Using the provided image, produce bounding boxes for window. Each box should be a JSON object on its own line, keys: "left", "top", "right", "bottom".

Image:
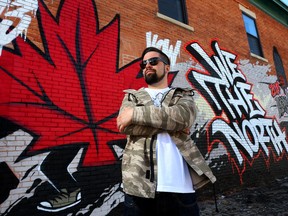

{"left": 242, "top": 13, "right": 263, "bottom": 57}
{"left": 158, "top": 0, "right": 188, "bottom": 24}
{"left": 273, "top": 46, "right": 287, "bottom": 88}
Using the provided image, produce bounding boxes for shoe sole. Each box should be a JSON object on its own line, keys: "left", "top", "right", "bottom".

{"left": 37, "top": 199, "right": 81, "bottom": 212}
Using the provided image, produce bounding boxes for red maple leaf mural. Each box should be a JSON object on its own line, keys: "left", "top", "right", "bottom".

{"left": 0, "top": 0, "right": 176, "bottom": 166}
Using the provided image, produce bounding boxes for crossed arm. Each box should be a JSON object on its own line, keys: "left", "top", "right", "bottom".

{"left": 117, "top": 92, "right": 196, "bottom": 136}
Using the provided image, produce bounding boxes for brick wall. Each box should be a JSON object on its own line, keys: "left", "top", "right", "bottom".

{"left": 0, "top": 0, "right": 287, "bottom": 215}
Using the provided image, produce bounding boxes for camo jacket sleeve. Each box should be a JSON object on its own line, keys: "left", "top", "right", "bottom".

{"left": 132, "top": 89, "right": 196, "bottom": 132}
{"left": 119, "top": 92, "right": 164, "bottom": 136}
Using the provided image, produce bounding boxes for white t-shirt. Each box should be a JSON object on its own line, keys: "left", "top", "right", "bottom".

{"left": 145, "top": 88, "right": 194, "bottom": 193}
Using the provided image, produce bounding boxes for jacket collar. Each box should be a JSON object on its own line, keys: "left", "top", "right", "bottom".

{"left": 124, "top": 86, "right": 192, "bottom": 106}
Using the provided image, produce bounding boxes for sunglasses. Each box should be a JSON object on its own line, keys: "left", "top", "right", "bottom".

{"left": 140, "top": 57, "right": 168, "bottom": 69}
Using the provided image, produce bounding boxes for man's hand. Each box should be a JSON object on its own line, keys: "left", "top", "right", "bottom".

{"left": 117, "top": 107, "right": 134, "bottom": 133}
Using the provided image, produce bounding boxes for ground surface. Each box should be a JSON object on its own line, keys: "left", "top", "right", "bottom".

{"left": 198, "top": 177, "right": 288, "bottom": 216}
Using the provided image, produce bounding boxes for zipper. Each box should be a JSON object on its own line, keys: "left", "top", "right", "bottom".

{"left": 159, "top": 88, "right": 174, "bottom": 107}
{"left": 149, "top": 134, "right": 156, "bottom": 182}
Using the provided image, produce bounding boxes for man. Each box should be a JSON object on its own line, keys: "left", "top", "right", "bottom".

{"left": 117, "top": 47, "right": 216, "bottom": 215}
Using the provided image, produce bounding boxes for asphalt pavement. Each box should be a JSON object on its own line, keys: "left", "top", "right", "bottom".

{"left": 198, "top": 177, "right": 288, "bottom": 216}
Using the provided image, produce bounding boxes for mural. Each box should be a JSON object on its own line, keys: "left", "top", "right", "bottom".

{"left": 272, "top": 47, "right": 288, "bottom": 123}
{"left": 185, "top": 40, "right": 288, "bottom": 183}
{"left": 0, "top": 0, "right": 287, "bottom": 215}
{"left": 0, "top": 0, "right": 147, "bottom": 214}
{"left": 259, "top": 46, "right": 288, "bottom": 121}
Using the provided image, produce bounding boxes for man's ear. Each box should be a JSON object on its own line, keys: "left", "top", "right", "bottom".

{"left": 165, "top": 65, "right": 170, "bottom": 73}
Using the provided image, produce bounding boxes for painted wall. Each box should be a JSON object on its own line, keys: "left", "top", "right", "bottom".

{"left": 0, "top": 0, "right": 287, "bottom": 215}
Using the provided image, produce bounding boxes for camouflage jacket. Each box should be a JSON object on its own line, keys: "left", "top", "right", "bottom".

{"left": 120, "top": 87, "right": 216, "bottom": 198}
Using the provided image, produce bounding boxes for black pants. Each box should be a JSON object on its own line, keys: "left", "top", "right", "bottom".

{"left": 124, "top": 192, "right": 200, "bottom": 216}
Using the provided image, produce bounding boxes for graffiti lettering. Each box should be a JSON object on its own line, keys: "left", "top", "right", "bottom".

{"left": 146, "top": 31, "right": 181, "bottom": 66}
{"left": 186, "top": 42, "right": 265, "bottom": 119}
{"left": 186, "top": 40, "right": 288, "bottom": 173}
{"left": 212, "top": 118, "right": 288, "bottom": 165}
{"left": 0, "top": 0, "right": 38, "bottom": 55}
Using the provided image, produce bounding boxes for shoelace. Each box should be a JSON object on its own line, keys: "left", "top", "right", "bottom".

{"left": 51, "top": 190, "right": 70, "bottom": 202}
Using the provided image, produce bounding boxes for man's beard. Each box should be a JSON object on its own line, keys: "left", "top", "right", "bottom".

{"left": 144, "top": 69, "right": 165, "bottom": 85}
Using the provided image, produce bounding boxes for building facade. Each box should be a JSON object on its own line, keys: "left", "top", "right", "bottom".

{"left": 0, "top": 0, "right": 287, "bottom": 215}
